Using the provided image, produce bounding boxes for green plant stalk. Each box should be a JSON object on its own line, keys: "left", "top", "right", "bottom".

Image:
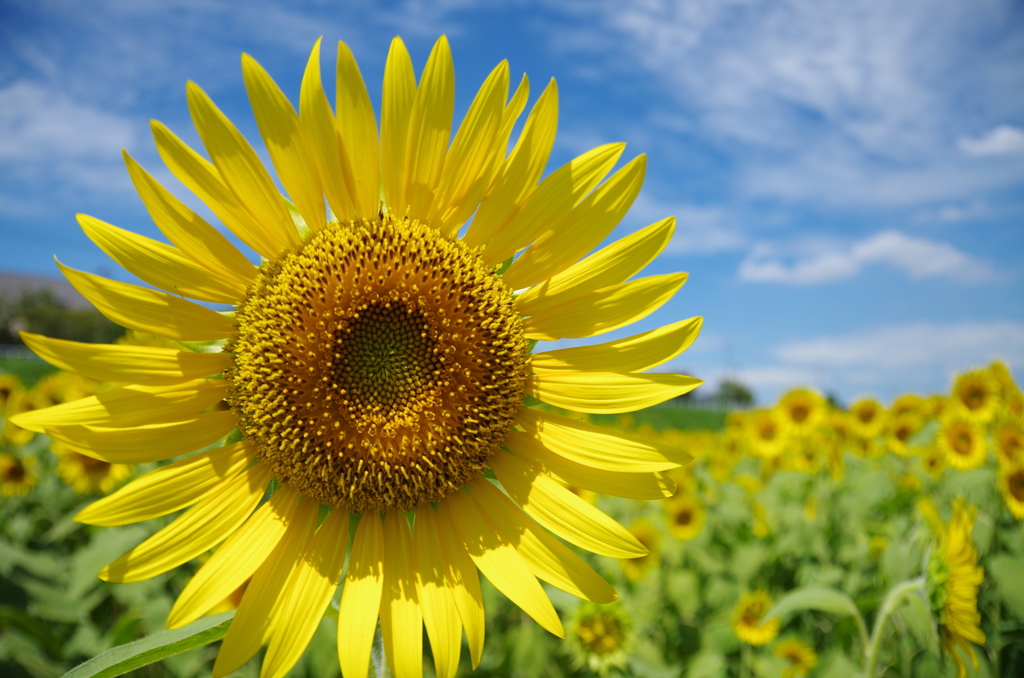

{"left": 863, "top": 578, "right": 926, "bottom": 678}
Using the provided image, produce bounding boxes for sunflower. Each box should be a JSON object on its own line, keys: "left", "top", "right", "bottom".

{"left": 745, "top": 409, "right": 786, "bottom": 458}
{"left": 998, "top": 462, "right": 1024, "bottom": 519}
{"left": 664, "top": 493, "right": 705, "bottom": 540}
{"left": 849, "top": 397, "right": 886, "bottom": 440}
{"left": 951, "top": 369, "right": 1000, "bottom": 424}
{"left": 776, "top": 387, "right": 825, "bottom": 435}
{"left": 926, "top": 498, "right": 985, "bottom": 678}
{"left": 938, "top": 417, "right": 987, "bottom": 470}
{"left": 53, "top": 441, "right": 133, "bottom": 495}
{"left": 12, "top": 37, "right": 700, "bottom": 678}
{"left": 566, "top": 602, "right": 632, "bottom": 676}
{"left": 33, "top": 371, "right": 97, "bottom": 407}
{"left": 620, "top": 519, "right": 661, "bottom": 582}
{"left": 886, "top": 413, "right": 922, "bottom": 457}
{"left": 0, "top": 373, "right": 21, "bottom": 410}
{"left": 732, "top": 590, "right": 780, "bottom": 646}
{"left": 994, "top": 420, "right": 1023, "bottom": 467}
{"left": 0, "top": 454, "right": 38, "bottom": 497}
{"left": 773, "top": 638, "right": 817, "bottom": 678}
{"left": 919, "top": 445, "right": 946, "bottom": 479}
{"left": 890, "top": 393, "right": 923, "bottom": 419}
{"left": 2, "top": 389, "right": 41, "bottom": 446}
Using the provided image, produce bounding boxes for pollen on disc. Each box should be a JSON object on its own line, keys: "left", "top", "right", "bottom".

{"left": 226, "top": 215, "right": 528, "bottom": 513}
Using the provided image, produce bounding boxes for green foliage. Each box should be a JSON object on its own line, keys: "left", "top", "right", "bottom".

{"left": 0, "top": 291, "right": 122, "bottom": 346}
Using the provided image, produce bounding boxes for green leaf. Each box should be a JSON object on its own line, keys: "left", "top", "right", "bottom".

{"left": 987, "top": 554, "right": 1024, "bottom": 618}
{"left": 61, "top": 611, "right": 233, "bottom": 678}
{"left": 766, "top": 585, "right": 870, "bottom": 651}
{"left": 899, "top": 585, "right": 939, "bottom": 656}
{"left": 765, "top": 585, "right": 860, "bottom": 620}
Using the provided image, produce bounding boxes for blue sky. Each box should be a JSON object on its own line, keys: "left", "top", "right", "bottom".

{"left": 1, "top": 0, "right": 1022, "bottom": 404}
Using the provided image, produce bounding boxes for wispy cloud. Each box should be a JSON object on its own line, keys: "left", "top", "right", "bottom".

{"left": 959, "top": 125, "right": 1024, "bottom": 157}
{"left": 543, "top": 0, "right": 1024, "bottom": 207}
{"left": 628, "top": 194, "right": 746, "bottom": 255}
{"left": 738, "top": 231, "right": 993, "bottom": 284}
{"left": 775, "top": 320, "right": 1024, "bottom": 371}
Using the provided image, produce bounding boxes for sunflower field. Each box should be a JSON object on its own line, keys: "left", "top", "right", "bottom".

{"left": 3, "top": 349, "right": 1022, "bottom": 678}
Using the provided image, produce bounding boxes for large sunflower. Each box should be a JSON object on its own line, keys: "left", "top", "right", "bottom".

{"left": 11, "top": 37, "right": 700, "bottom": 678}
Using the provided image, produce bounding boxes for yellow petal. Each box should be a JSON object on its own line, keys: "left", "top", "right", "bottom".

{"left": 504, "top": 431, "right": 675, "bottom": 500}
{"left": 10, "top": 378, "right": 228, "bottom": 432}
{"left": 186, "top": 81, "right": 299, "bottom": 256}
{"left": 242, "top": 53, "right": 325, "bottom": 232}
{"left": 528, "top": 371, "right": 703, "bottom": 414}
{"left": 99, "top": 463, "right": 270, "bottom": 583}
{"left": 76, "top": 441, "right": 254, "bottom": 526}
{"left": 300, "top": 38, "right": 355, "bottom": 222}
{"left": 77, "top": 214, "right": 244, "bottom": 304}
{"left": 149, "top": 121, "right": 275, "bottom": 261}
{"left": 380, "top": 37, "right": 416, "bottom": 215}
{"left": 530, "top": 316, "right": 703, "bottom": 374}
{"left": 263, "top": 509, "right": 350, "bottom": 678}
{"left": 468, "top": 477, "right": 616, "bottom": 603}
{"left": 380, "top": 512, "right": 422, "bottom": 678}
{"left": 476, "top": 72, "right": 529, "bottom": 202}
{"left": 442, "top": 491, "right": 563, "bottom": 637}
{"left": 123, "top": 150, "right": 256, "bottom": 287}
{"left": 404, "top": 35, "right": 455, "bottom": 221}
{"left": 522, "top": 272, "right": 688, "bottom": 341}
{"left": 516, "top": 407, "right": 691, "bottom": 472}
{"left": 503, "top": 154, "right": 646, "bottom": 289}
{"left": 464, "top": 79, "right": 557, "bottom": 249}
{"left": 213, "top": 498, "right": 319, "bottom": 678}
{"left": 167, "top": 484, "right": 300, "bottom": 629}
{"left": 433, "top": 500, "right": 485, "bottom": 668}
{"left": 335, "top": 41, "right": 381, "bottom": 219}
{"left": 20, "top": 332, "right": 231, "bottom": 386}
{"left": 338, "top": 513, "right": 385, "bottom": 678}
{"left": 413, "top": 505, "right": 462, "bottom": 678}
{"left": 44, "top": 410, "right": 237, "bottom": 464}
{"left": 57, "top": 260, "right": 236, "bottom": 341}
{"left": 429, "top": 61, "right": 508, "bottom": 236}
{"left": 482, "top": 142, "right": 623, "bottom": 267}
{"left": 515, "top": 216, "right": 675, "bottom": 311}
{"left": 489, "top": 451, "right": 646, "bottom": 558}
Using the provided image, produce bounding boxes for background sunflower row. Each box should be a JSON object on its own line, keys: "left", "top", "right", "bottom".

{"left": 1, "top": 340, "right": 1022, "bottom": 677}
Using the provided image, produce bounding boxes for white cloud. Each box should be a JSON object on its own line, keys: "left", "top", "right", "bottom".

{"left": 627, "top": 193, "right": 747, "bottom": 255}
{"left": 775, "top": 320, "right": 1024, "bottom": 371}
{"left": 959, "top": 125, "right": 1024, "bottom": 157}
{"left": 738, "top": 230, "right": 992, "bottom": 284}
{"left": 543, "top": 0, "right": 1024, "bottom": 206}
{"left": 0, "top": 81, "right": 135, "bottom": 161}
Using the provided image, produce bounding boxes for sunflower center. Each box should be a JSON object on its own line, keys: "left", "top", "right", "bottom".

{"left": 227, "top": 215, "right": 528, "bottom": 513}
{"left": 577, "top": 613, "right": 625, "bottom": 655}
{"left": 1009, "top": 470, "right": 1024, "bottom": 501}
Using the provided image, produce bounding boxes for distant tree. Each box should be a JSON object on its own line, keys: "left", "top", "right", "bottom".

{"left": 717, "top": 379, "right": 754, "bottom": 408}
{"left": 0, "top": 291, "right": 123, "bottom": 345}
{"left": 825, "top": 391, "right": 844, "bottom": 410}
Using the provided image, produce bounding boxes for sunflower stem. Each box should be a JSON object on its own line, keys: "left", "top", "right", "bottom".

{"left": 863, "top": 578, "right": 925, "bottom": 678}
{"left": 370, "top": 626, "right": 392, "bottom": 678}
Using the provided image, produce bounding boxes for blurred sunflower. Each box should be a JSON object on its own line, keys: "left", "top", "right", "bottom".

{"left": 53, "top": 441, "right": 133, "bottom": 495}
{"left": 567, "top": 602, "right": 632, "bottom": 676}
{"left": 994, "top": 420, "right": 1023, "bottom": 467}
{"left": 849, "top": 397, "right": 887, "bottom": 439}
{"left": 919, "top": 446, "right": 946, "bottom": 479}
{"left": 0, "top": 373, "right": 21, "bottom": 410}
{"left": 951, "top": 369, "right": 1000, "bottom": 424}
{"left": 776, "top": 387, "right": 825, "bottom": 435}
{"left": 890, "top": 393, "right": 923, "bottom": 419}
{"left": 773, "top": 638, "right": 817, "bottom": 678}
{"left": 34, "top": 371, "right": 97, "bottom": 407}
{"left": 665, "top": 493, "right": 705, "bottom": 540}
{"left": 0, "top": 454, "right": 38, "bottom": 497}
{"left": 620, "top": 519, "right": 661, "bottom": 582}
{"left": 3, "top": 389, "right": 41, "bottom": 446}
{"left": 886, "top": 413, "right": 922, "bottom": 457}
{"left": 745, "top": 409, "right": 786, "bottom": 458}
{"left": 12, "top": 36, "right": 701, "bottom": 678}
{"left": 926, "top": 498, "right": 985, "bottom": 678}
{"left": 998, "top": 462, "right": 1024, "bottom": 519}
{"left": 938, "top": 417, "right": 987, "bottom": 470}
{"left": 732, "top": 590, "right": 780, "bottom": 646}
